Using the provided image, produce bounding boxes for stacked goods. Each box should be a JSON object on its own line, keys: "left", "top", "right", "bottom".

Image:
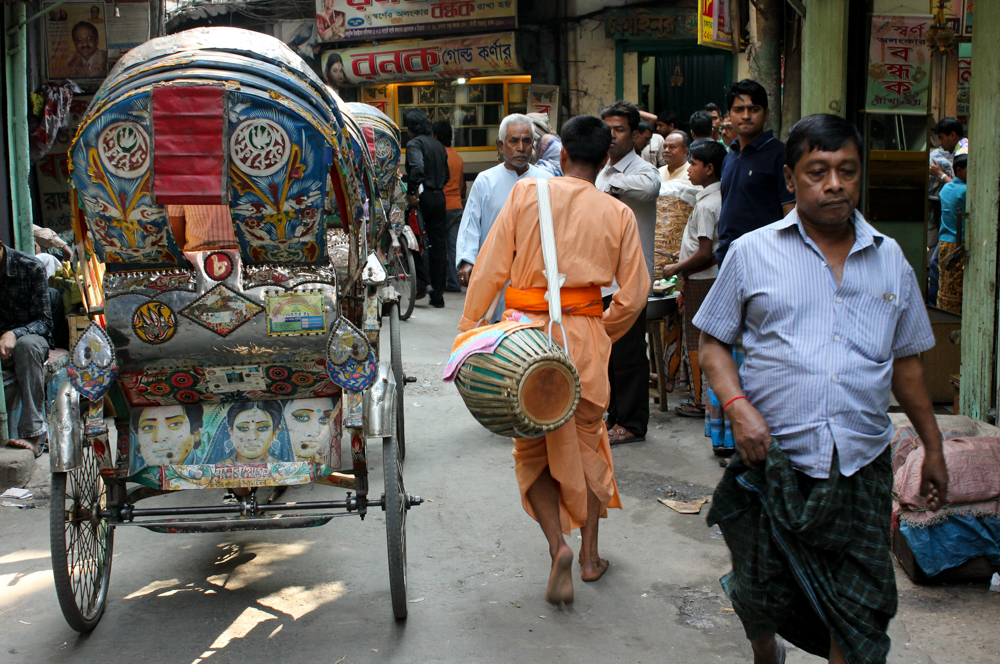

{"left": 654, "top": 196, "right": 693, "bottom": 275}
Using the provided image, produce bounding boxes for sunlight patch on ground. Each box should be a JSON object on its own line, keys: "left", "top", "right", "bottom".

{"left": 206, "top": 541, "right": 313, "bottom": 591}
{"left": 123, "top": 578, "right": 181, "bottom": 600}
{"left": 0, "top": 550, "right": 50, "bottom": 566}
{"left": 0, "top": 571, "right": 55, "bottom": 610}
{"left": 208, "top": 607, "right": 277, "bottom": 649}
{"left": 256, "top": 581, "right": 346, "bottom": 620}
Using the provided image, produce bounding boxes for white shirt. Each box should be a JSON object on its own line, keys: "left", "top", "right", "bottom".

{"left": 659, "top": 160, "right": 691, "bottom": 185}
{"left": 679, "top": 181, "right": 722, "bottom": 280}
{"left": 455, "top": 163, "right": 551, "bottom": 267}
{"left": 596, "top": 149, "right": 661, "bottom": 296}
{"left": 641, "top": 133, "right": 666, "bottom": 169}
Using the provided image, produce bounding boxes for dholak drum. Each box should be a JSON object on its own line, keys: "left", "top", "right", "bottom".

{"left": 455, "top": 327, "right": 581, "bottom": 438}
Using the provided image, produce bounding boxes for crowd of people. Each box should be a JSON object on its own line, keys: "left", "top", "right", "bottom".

{"left": 418, "top": 79, "right": 949, "bottom": 664}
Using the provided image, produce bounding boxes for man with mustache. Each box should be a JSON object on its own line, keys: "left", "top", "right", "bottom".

{"left": 695, "top": 114, "right": 948, "bottom": 664}
{"left": 715, "top": 79, "right": 796, "bottom": 266}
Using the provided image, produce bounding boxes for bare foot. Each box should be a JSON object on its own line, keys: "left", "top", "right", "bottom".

{"left": 545, "top": 545, "right": 574, "bottom": 606}
{"left": 580, "top": 557, "right": 609, "bottom": 582}
{"left": 7, "top": 437, "right": 41, "bottom": 458}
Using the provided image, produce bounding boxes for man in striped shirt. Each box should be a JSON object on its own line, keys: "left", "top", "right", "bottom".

{"left": 695, "top": 114, "right": 949, "bottom": 664}
{"left": 168, "top": 205, "right": 238, "bottom": 251}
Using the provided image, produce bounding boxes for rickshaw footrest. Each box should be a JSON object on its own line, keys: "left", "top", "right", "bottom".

{"left": 117, "top": 513, "right": 354, "bottom": 533}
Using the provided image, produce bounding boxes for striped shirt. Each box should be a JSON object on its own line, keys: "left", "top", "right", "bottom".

{"left": 166, "top": 205, "right": 238, "bottom": 251}
{"left": 693, "top": 209, "right": 935, "bottom": 478}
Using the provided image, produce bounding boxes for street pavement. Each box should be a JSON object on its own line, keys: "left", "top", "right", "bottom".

{"left": 1, "top": 290, "right": 998, "bottom": 663}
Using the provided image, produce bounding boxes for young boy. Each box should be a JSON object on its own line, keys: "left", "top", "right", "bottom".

{"left": 663, "top": 140, "right": 726, "bottom": 417}
{"left": 937, "top": 153, "right": 967, "bottom": 314}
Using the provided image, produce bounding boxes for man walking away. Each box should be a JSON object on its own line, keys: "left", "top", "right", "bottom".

{"left": 659, "top": 131, "right": 692, "bottom": 185}
{"left": 458, "top": 115, "right": 649, "bottom": 605}
{"left": 696, "top": 114, "right": 949, "bottom": 664}
{"left": 597, "top": 101, "right": 661, "bottom": 446}
{"left": 434, "top": 120, "right": 466, "bottom": 292}
{"left": 456, "top": 114, "right": 551, "bottom": 293}
{"left": 937, "top": 153, "right": 967, "bottom": 315}
{"left": 2, "top": 241, "right": 53, "bottom": 457}
{"left": 635, "top": 120, "right": 665, "bottom": 169}
{"left": 404, "top": 110, "right": 450, "bottom": 308}
{"left": 715, "top": 79, "right": 796, "bottom": 266}
{"left": 689, "top": 110, "right": 715, "bottom": 143}
{"left": 662, "top": 140, "right": 726, "bottom": 418}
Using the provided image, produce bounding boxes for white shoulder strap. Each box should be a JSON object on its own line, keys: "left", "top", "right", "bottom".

{"left": 535, "top": 178, "right": 561, "bottom": 326}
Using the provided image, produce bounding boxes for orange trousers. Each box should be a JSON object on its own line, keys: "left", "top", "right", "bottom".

{"left": 512, "top": 398, "right": 622, "bottom": 535}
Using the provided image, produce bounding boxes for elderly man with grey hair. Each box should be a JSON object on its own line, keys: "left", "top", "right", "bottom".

{"left": 455, "top": 114, "right": 552, "bottom": 297}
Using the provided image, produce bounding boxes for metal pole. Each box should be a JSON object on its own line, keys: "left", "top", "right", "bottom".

{"left": 6, "top": 2, "right": 33, "bottom": 253}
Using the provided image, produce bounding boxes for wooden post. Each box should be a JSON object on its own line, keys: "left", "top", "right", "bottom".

{"left": 960, "top": 2, "right": 1000, "bottom": 420}
{"left": 753, "top": 0, "right": 784, "bottom": 136}
{"left": 781, "top": 12, "right": 802, "bottom": 139}
{"left": 801, "top": 0, "right": 848, "bottom": 117}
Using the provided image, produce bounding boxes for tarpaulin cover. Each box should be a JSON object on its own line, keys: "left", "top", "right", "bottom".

{"left": 152, "top": 85, "right": 225, "bottom": 204}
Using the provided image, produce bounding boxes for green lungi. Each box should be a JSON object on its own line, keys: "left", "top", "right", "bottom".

{"left": 707, "top": 442, "right": 896, "bottom": 663}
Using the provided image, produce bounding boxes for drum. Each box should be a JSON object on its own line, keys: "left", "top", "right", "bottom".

{"left": 455, "top": 328, "right": 581, "bottom": 438}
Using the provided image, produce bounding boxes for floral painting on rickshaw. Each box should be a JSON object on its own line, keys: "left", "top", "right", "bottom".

{"left": 227, "top": 92, "right": 329, "bottom": 265}
{"left": 70, "top": 92, "right": 190, "bottom": 271}
{"left": 126, "top": 398, "right": 343, "bottom": 486}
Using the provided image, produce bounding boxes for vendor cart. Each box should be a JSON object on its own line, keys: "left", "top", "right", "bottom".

{"left": 48, "top": 27, "right": 420, "bottom": 632}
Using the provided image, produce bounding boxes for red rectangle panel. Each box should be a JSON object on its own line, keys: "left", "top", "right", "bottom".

{"left": 152, "top": 85, "right": 225, "bottom": 205}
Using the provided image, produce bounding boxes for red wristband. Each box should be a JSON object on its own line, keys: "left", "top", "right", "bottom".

{"left": 723, "top": 395, "right": 747, "bottom": 411}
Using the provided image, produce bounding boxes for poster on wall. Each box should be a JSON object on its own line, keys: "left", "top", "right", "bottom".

{"left": 964, "top": 0, "right": 972, "bottom": 36}
{"left": 865, "top": 15, "right": 933, "bottom": 115}
{"left": 105, "top": 0, "right": 149, "bottom": 62}
{"left": 315, "top": 0, "right": 516, "bottom": 43}
{"left": 322, "top": 32, "right": 520, "bottom": 86}
{"left": 360, "top": 85, "right": 395, "bottom": 119}
{"left": 956, "top": 43, "right": 971, "bottom": 128}
{"left": 697, "top": 0, "right": 733, "bottom": 51}
{"left": 275, "top": 19, "right": 321, "bottom": 63}
{"left": 45, "top": 2, "right": 109, "bottom": 79}
{"left": 45, "top": 1, "right": 149, "bottom": 80}
{"left": 527, "top": 84, "right": 559, "bottom": 128}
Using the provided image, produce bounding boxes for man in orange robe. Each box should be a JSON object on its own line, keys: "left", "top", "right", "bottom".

{"left": 458, "top": 115, "right": 650, "bottom": 605}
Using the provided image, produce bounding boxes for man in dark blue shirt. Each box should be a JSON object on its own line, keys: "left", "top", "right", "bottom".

{"left": 715, "top": 80, "right": 796, "bottom": 265}
{"left": 1, "top": 242, "right": 53, "bottom": 457}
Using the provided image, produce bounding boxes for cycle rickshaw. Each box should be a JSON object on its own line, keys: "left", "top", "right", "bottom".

{"left": 48, "top": 27, "right": 419, "bottom": 632}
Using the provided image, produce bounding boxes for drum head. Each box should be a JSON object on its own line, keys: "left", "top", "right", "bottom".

{"left": 518, "top": 360, "right": 576, "bottom": 426}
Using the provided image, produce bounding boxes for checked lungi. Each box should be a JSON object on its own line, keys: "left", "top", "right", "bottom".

{"left": 708, "top": 442, "right": 897, "bottom": 664}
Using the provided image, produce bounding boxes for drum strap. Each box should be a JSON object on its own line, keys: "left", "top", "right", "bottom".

{"left": 535, "top": 178, "right": 569, "bottom": 351}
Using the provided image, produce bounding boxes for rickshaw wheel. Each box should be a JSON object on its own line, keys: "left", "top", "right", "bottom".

{"left": 383, "top": 403, "right": 408, "bottom": 619}
{"left": 389, "top": 302, "right": 406, "bottom": 461}
{"left": 50, "top": 444, "right": 114, "bottom": 632}
{"left": 397, "top": 244, "right": 416, "bottom": 321}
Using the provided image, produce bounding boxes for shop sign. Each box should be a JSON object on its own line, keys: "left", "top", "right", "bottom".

{"left": 44, "top": 0, "right": 149, "bottom": 81}
{"left": 697, "top": 0, "right": 734, "bottom": 51}
{"left": 326, "top": 32, "right": 519, "bottom": 85}
{"left": 36, "top": 96, "right": 92, "bottom": 233}
{"left": 956, "top": 48, "right": 971, "bottom": 128}
{"left": 866, "top": 15, "right": 933, "bottom": 115}
{"left": 604, "top": 8, "right": 697, "bottom": 41}
{"left": 360, "top": 85, "right": 396, "bottom": 120}
{"left": 527, "top": 84, "right": 559, "bottom": 128}
{"left": 315, "top": 0, "right": 516, "bottom": 43}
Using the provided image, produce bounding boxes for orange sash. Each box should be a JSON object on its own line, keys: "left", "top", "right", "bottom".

{"left": 504, "top": 286, "right": 604, "bottom": 317}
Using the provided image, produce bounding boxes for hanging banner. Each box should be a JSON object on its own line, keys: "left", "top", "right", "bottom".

{"left": 956, "top": 45, "right": 971, "bottom": 128}
{"left": 315, "top": 0, "right": 516, "bottom": 43}
{"left": 325, "top": 32, "right": 519, "bottom": 86}
{"left": 605, "top": 8, "right": 698, "bottom": 41}
{"left": 36, "top": 96, "right": 92, "bottom": 232}
{"left": 527, "top": 85, "right": 559, "bottom": 128}
{"left": 697, "top": 0, "right": 733, "bottom": 51}
{"left": 866, "top": 15, "right": 933, "bottom": 115}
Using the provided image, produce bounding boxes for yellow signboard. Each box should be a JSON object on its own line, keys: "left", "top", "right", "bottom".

{"left": 697, "top": 0, "right": 734, "bottom": 51}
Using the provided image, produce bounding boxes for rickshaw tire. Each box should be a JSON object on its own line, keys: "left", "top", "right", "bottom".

{"left": 390, "top": 303, "right": 405, "bottom": 462}
{"left": 50, "top": 453, "right": 115, "bottom": 633}
{"left": 383, "top": 406, "right": 407, "bottom": 620}
{"left": 399, "top": 245, "right": 416, "bottom": 321}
